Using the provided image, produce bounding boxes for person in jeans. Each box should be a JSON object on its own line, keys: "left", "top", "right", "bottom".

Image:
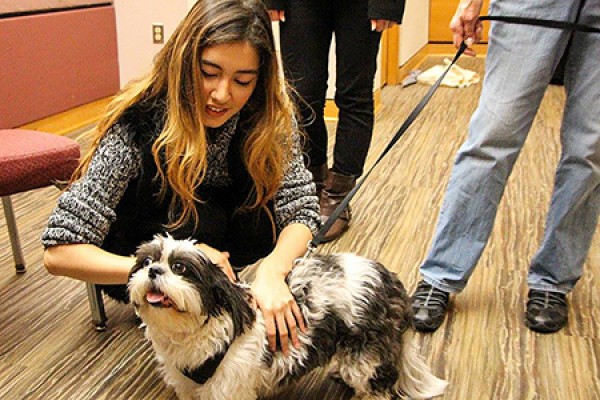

{"left": 412, "top": 0, "right": 600, "bottom": 334}
{"left": 265, "top": 0, "right": 405, "bottom": 241}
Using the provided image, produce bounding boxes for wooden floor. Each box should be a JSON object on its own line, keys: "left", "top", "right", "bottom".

{"left": 2, "top": 55, "right": 600, "bottom": 399}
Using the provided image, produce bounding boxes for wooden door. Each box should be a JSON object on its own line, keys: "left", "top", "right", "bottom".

{"left": 429, "top": 0, "right": 490, "bottom": 43}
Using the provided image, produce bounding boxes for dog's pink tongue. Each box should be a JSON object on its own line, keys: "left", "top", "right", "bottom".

{"left": 147, "top": 292, "right": 167, "bottom": 304}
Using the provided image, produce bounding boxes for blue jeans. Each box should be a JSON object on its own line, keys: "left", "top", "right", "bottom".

{"left": 421, "top": 0, "right": 600, "bottom": 294}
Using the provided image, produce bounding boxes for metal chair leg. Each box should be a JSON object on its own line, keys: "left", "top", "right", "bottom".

{"left": 2, "top": 195, "right": 107, "bottom": 330}
{"left": 2, "top": 196, "right": 26, "bottom": 273}
{"left": 86, "top": 283, "right": 107, "bottom": 331}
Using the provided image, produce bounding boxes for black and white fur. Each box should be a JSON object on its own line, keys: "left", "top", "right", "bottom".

{"left": 128, "top": 235, "right": 447, "bottom": 400}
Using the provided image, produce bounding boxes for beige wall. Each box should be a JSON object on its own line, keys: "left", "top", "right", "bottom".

{"left": 399, "top": 0, "right": 429, "bottom": 65}
{"left": 430, "top": 0, "right": 490, "bottom": 43}
{"left": 114, "top": 0, "right": 188, "bottom": 87}
{"left": 113, "top": 0, "right": 431, "bottom": 88}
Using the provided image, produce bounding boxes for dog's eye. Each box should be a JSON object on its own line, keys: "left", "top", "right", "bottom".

{"left": 171, "top": 262, "right": 186, "bottom": 274}
{"left": 142, "top": 257, "right": 152, "bottom": 267}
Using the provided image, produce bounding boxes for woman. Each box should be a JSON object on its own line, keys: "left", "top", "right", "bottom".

{"left": 42, "top": 0, "right": 320, "bottom": 355}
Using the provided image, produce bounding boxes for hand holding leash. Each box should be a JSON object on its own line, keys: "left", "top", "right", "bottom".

{"left": 450, "top": 0, "right": 484, "bottom": 56}
{"left": 267, "top": 9, "right": 285, "bottom": 22}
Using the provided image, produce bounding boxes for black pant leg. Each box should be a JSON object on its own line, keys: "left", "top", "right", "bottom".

{"left": 279, "top": 0, "right": 334, "bottom": 168}
{"left": 331, "top": 0, "right": 382, "bottom": 176}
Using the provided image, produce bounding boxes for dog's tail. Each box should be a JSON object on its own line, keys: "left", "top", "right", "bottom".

{"left": 396, "top": 339, "right": 448, "bottom": 399}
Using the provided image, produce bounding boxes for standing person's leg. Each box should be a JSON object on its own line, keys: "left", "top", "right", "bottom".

{"left": 331, "top": 0, "right": 381, "bottom": 177}
{"left": 279, "top": 0, "right": 333, "bottom": 193}
{"left": 318, "top": 0, "right": 381, "bottom": 241}
{"left": 413, "top": 0, "right": 579, "bottom": 332}
{"left": 526, "top": 0, "right": 600, "bottom": 333}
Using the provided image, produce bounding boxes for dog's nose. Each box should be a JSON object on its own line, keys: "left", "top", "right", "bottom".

{"left": 148, "top": 265, "right": 165, "bottom": 279}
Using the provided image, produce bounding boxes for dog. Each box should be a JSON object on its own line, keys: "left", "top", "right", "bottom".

{"left": 128, "top": 235, "right": 447, "bottom": 400}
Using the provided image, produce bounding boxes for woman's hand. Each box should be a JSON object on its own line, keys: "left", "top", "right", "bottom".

{"left": 251, "top": 257, "right": 306, "bottom": 355}
{"left": 195, "top": 243, "right": 236, "bottom": 282}
{"left": 370, "top": 19, "right": 397, "bottom": 33}
{"left": 268, "top": 9, "right": 285, "bottom": 22}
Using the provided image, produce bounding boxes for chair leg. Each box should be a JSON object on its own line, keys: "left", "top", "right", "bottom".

{"left": 2, "top": 196, "right": 26, "bottom": 273}
{"left": 86, "top": 283, "right": 108, "bottom": 331}
{"left": 48, "top": 184, "right": 108, "bottom": 330}
{"left": 2, "top": 193, "right": 107, "bottom": 330}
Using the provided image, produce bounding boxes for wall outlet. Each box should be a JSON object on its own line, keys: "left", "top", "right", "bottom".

{"left": 152, "top": 23, "right": 164, "bottom": 44}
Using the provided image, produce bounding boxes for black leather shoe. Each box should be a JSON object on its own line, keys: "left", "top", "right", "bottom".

{"left": 525, "top": 289, "right": 568, "bottom": 333}
{"left": 411, "top": 280, "right": 450, "bottom": 333}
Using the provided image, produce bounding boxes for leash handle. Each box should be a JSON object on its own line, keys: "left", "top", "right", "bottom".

{"left": 308, "top": 42, "right": 469, "bottom": 251}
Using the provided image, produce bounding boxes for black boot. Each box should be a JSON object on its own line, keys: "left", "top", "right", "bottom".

{"left": 320, "top": 171, "right": 356, "bottom": 242}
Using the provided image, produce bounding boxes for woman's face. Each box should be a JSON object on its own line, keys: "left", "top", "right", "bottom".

{"left": 200, "top": 41, "right": 260, "bottom": 128}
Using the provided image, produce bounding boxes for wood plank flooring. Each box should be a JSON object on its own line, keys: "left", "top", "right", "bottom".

{"left": 1, "top": 56, "right": 599, "bottom": 399}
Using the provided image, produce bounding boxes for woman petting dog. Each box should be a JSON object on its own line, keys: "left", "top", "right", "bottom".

{"left": 42, "top": 0, "right": 320, "bottom": 356}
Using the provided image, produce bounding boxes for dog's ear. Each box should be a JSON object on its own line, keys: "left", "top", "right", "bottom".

{"left": 212, "top": 280, "right": 255, "bottom": 337}
{"left": 184, "top": 250, "right": 255, "bottom": 335}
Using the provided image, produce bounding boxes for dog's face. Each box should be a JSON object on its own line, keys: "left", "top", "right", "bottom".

{"left": 128, "top": 235, "right": 230, "bottom": 331}
{"left": 129, "top": 235, "right": 256, "bottom": 338}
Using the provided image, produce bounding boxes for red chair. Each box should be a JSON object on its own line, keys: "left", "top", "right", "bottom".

{"left": 1, "top": 129, "right": 109, "bottom": 331}
{"left": 0, "top": 129, "right": 80, "bottom": 272}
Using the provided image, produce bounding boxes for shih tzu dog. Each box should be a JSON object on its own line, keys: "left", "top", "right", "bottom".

{"left": 128, "top": 235, "right": 447, "bottom": 400}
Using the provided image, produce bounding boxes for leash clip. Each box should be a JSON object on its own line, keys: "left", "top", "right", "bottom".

{"left": 293, "top": 241, "right": 317, "bottom": 268}
{"left": 303, "top": 240, "right": 317, "bottom": 259}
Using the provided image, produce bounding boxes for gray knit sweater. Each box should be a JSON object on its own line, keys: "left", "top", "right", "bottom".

{"left": 42, "top": 115, "right": 320, "bottom": 248}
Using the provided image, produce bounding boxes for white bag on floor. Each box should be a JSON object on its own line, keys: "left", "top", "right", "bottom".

{"left": 417, "top": 58, "right": 480, "bottom": 88}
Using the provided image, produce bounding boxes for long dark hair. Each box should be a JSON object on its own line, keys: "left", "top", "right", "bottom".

{"left": 76, "top": 0, "right": 294, "bottom": 228}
